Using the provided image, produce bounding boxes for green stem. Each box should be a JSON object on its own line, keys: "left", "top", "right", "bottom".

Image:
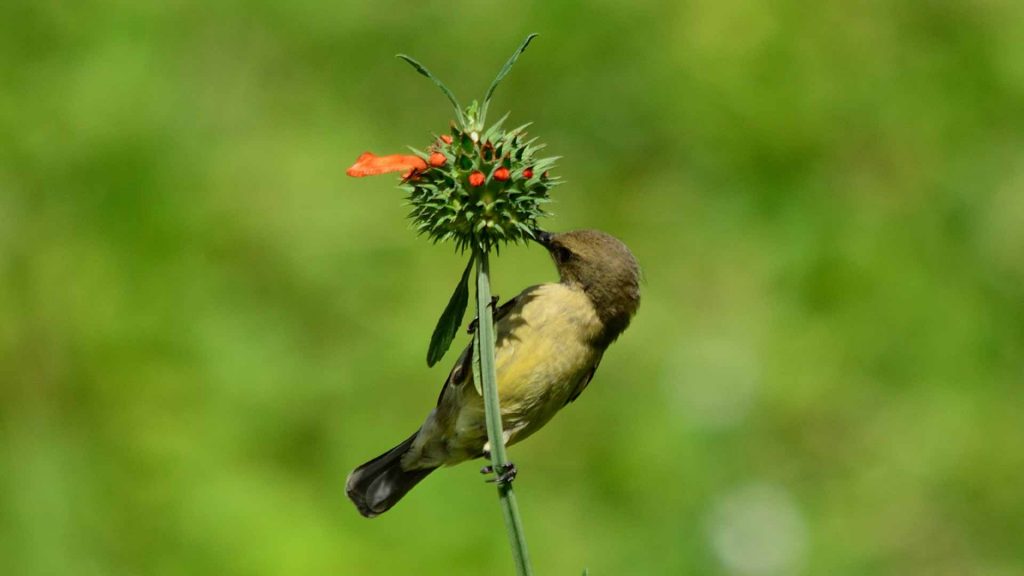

{"left": 473, "top": 249, "right": 534, "bottom": 576}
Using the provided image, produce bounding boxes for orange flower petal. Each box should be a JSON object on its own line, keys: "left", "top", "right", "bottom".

{"left": 429, "top": 152, "right": 446, "bottom": 167}
{"left": 347, "top": 152, "right": 428, "bottom": 178}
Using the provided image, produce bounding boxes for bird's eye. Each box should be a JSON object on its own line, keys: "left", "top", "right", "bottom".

{"left": 554, "top": 246, "right": 573, "bottom": 263}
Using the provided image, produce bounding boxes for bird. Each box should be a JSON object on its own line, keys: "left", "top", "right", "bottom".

{"left": 346, "top": 229, "right": 641, "bottom": 517}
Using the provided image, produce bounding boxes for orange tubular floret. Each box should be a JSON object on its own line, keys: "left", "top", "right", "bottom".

{"left": 347, "top": 152, "right": 428, "bottom": 178}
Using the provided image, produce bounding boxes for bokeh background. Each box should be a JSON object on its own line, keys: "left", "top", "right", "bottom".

{"left": 2, "top": 1, "right": 1023, "bottom": 574}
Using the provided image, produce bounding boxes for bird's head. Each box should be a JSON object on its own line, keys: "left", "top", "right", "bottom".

{"left": 534, "top": 229, "right": 641, "bottom": 343}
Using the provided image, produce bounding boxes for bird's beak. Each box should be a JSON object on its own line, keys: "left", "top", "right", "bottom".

{"left": 532, "top": 230, "right": 553, "bottom": 248}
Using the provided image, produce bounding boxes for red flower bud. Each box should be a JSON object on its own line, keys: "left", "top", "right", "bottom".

{"left": 522, "top": 168, "right": 534, "bottom": 179}
{"left": 468, "top": 171, "right": 485, "bottom": 187}
{"left": 347, "top": 152, "right": 427, "bottom": 178}
{"left": 440, "top": 135, "right": 453, "bottom": 144}
{"left": 429, "top": 152, "right": 446, "bottom": 167}
{"left": 493, "top": 167, "right": 510, "bottom": 181}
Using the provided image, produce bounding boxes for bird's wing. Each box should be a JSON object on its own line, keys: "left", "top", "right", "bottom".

{"left": 436, "top": 342, "right": 472, "bottom": 405}
{"left": 435, "top": 292, "right": 525, "bottom": 406}
{"left": 491, "top": 296, "right": 520, "bottom": 325}
{"left": 565, "top": 360, "right": 601, "bottom": 406}
{"left": 465, "top": 294, "right": 519, "bottom": 335}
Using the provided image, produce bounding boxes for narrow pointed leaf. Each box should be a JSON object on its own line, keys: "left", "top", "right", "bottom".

{"left": 480, "top": 33, "right": 539, "bottom": 123}
{"left": 482, "top": 111, "right": 511, "bottom": 143}
{"left": 406, "top": 146, "right": 430, "bottom": 159}
{"left": 397, "top": 54, "right": 466, "bottom": 125}
{"left": 427, "top": 256, "right": 474, "bottom": 366}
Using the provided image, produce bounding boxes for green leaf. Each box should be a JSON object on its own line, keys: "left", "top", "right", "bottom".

{"left": 427, "top": 256, "right": 475, "bottom": 367}
{"left": 531, "top": 157, "right": 561, "bottom": 172}
{"left": 480, "top": 33, "right": 539, "bottom": 125}
{"left": 482, "top": 111, "right": 511, "bottom": 143}
{"left": 508, "top": 122, "right": 533, "bottom": 136}
{"left": 396, "top": 54, "right": 466, "bottom": 126}
{"left": 406, "top": 146, "right": 430, "bottom": 159}
{"left": 465, "top": 100, "right": 480, "bottom": 122}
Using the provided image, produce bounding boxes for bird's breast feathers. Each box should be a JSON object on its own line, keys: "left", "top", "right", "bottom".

{"left": 488, "top": 284, "right": 604, "bottom": 435}
{"left": 415, "top": 283, "right": 606, "bottom": 467}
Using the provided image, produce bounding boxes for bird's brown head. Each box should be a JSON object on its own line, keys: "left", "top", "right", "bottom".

{"left": 534, "top": 229, "right": 641, "bottom": 345}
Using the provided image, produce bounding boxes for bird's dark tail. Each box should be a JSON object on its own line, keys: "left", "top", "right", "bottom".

{"left": 346, "top": 432, "right": 437, "bottom": 518}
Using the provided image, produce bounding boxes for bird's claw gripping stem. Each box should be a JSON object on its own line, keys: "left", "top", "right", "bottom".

{"left": 480, "top": 462, "right": 518, "bottom": 485}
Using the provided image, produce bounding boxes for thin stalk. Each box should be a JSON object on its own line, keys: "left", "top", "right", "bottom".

{"left": 473, "top": 249, "right": 534, "bottom": 576}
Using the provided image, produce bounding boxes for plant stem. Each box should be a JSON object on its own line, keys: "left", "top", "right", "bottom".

{"left": 473, "top": 249, "right": 534, "bottom": 576}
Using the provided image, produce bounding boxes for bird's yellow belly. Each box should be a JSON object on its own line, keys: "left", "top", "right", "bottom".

{"left": 445, "top": 283, "right": 603, "bottom": 462}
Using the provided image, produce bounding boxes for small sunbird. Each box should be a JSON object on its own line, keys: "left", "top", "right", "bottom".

{"left": 346, "top": 229, "right": 641, "bottom": 517}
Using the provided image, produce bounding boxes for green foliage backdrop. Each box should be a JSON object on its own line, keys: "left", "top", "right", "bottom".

{"left": 2, "top": 1, "right": 1022, "bottom": 574}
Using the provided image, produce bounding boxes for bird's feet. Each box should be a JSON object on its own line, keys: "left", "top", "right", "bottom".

{"left": 480, "top": 462, "right": 518, "bottom": 486}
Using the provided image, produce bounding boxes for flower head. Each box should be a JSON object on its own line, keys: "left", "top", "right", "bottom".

{"left": 347, "top": 34, "right": 560, "bottom": 252}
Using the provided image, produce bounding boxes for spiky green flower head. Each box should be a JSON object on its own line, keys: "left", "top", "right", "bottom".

{"left": 395, "top": 34, "right": 561, "bottom": 253}
{"left": 405, "top": 106, "right": 560, "bottom": 252}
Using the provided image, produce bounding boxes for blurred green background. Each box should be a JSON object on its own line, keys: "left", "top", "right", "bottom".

{"left": 2, "top": 1, "right": 1023, "bottom": 574}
